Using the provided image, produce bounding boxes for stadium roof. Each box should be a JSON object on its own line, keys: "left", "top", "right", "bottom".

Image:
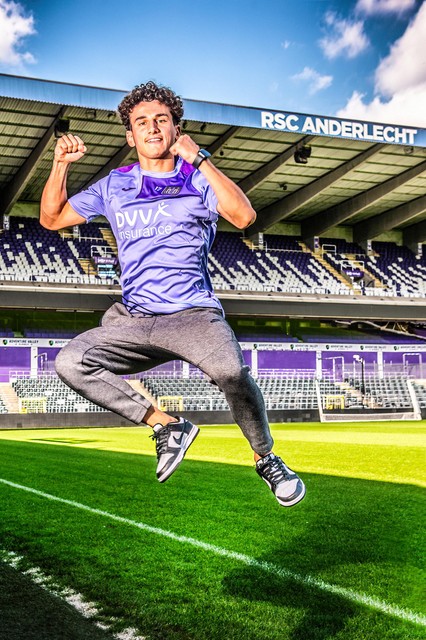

{"left": 1, "top": 72, "right": 426, "bottom": 249}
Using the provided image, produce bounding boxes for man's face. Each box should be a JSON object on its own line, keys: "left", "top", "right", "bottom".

{"left": 126, "top": 100, "right": 180, "bottom": 160}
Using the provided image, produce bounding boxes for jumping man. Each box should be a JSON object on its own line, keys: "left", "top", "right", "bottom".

{"left": 40, "top": 81, "right": 305, "bottom": 507}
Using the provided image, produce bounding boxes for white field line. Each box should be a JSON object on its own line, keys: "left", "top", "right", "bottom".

{"left": 0, "top": 548, "right": 146, "bottom": 640}
{"left": 1, "top": 477, "right": 425, "bottom": 627}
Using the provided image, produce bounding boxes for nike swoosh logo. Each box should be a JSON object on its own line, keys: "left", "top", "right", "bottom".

{"left": 122, "top": 187, "right": 133, "bottom": 191}
{"left": 172, "top": 433, "right": 185, "bottom": 446}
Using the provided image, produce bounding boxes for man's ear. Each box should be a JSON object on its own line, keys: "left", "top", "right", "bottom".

{"left": 126, "top": 129, "right": 135, "bottom": 148}
{"left": 174, "top": 124, "right": 181, "bottom": 140}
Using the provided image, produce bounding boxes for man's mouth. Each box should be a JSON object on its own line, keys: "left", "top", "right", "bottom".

{"left": 146, "top": 137, "right": 162, "bottom": 144}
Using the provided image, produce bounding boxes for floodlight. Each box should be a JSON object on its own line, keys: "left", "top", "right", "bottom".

{"left": 54, "top": 118, "right": 70, "bottom": 138}
{"left": 294, "top": 144, "right": 312, "bottom": 164}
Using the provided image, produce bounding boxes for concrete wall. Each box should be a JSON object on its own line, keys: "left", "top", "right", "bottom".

{"left": 0, "top": 409, "right": 321, "bottom": 429}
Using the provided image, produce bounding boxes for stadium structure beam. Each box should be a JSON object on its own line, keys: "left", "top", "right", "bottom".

{"left": 353, "top": 194, "right": 426, "bottom": 243}
{"left": 301, "top": 158, "right": 426, "bottom": 240}
{"left": 403, "top": 219, "right": 426, "bottom": 251}
{"left": 238, "top": 135, "right": 315, "bottom": 195}
{"left": 248, "top": 142, "right": 383, "bottom": 236}
{"left": 0, "top": 105, "right": 66, "bottom": 215}
{"left": 207, "top": 126, "right": 240, "bottom": 156}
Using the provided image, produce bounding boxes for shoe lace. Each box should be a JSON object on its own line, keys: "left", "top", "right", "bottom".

{"left": 261, "top": 456, "right": 290, "bottom": 484}
{"left": 150, "top": 425, "right": 171, "bottom": 455}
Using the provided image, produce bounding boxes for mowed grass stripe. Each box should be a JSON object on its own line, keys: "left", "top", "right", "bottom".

{"left": 1, "top": 477, "right": 425, "bottom": 628}
{"left": 1, "top": 422, "right": 424, "bottom": 485}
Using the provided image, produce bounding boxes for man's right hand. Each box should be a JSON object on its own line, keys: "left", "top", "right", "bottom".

{"left": 54, "top": 134, "right": 87, "bottom": 163}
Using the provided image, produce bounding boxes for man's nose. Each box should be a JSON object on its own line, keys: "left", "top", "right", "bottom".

{"left": 148, "top": 119, "right": 160, "bottom": 133}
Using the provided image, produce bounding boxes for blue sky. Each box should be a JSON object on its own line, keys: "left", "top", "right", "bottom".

{"left": 0, "top": 0, "right": 424, "bottom": 126}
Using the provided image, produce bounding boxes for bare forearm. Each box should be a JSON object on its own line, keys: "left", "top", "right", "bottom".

{"left": 40, "top": 160, "right": 71, "bottom": 227}
{"left": 199, "top": 159, "right": 256, "bottom": 229}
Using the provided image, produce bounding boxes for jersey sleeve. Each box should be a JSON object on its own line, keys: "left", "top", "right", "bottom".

{"left": 68, "top": 178, "right": 108, "bottom": 222}
{"left": 190, "top": 171, "right": 219, "bottom": 220}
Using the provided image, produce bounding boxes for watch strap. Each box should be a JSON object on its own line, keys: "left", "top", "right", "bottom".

{"left": 192, "top": 149, "right": 211, "bottom": 169}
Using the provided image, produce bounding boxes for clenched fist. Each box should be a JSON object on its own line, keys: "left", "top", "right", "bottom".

{"left": 54, "top": 134, "right": 87, "bottom": 164}
{"left": 169, "top": 133, "right": 201, "bottom": 165}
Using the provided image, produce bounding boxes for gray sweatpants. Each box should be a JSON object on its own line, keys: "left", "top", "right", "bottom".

{"left": 55, "top": 303, "right": 274, "bottom": 455}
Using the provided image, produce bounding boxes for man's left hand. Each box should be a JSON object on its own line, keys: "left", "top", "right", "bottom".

{"left": 170, "top": 134, "right": 201, "bottom": 165}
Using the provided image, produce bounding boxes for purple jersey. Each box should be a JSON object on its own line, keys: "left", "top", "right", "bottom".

{"left": 69, "top": 157, "right": 222, "bottom": 315}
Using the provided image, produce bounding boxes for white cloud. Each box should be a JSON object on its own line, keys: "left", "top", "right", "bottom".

{"left": 337, "top": 3, "right": 426, "bottom": 127}
{"left": 292, "top": 66, "right": 333, "bottom": 95}
{"left": 319, "top": 11, "right": 369, "bottom": 59}
{"left": 337, "top": 84, "right": 426, "bottom": 127}
{"left": 356, "top": 0, "right": 417, "bottom": 16}
{"left": 0, "top": 0, "right": 36, "bottom": 66}
{"left": 281, "top": 40, "right": 291, "bottom": 50}
{"left": 375, "top": 2, "right": 426, "bottom": 97}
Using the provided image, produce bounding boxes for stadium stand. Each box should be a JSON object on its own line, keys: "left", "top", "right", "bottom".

{"left": 142, "top": 373, "right": 320, "bottom": 412}
{"left": 412, "top": 381, "right": 426, "bottom": 408}
{"left": 139, "top": 369, "right": 422, "bottom": 414}
{"left": 200, "top": 230, "right": 351, "bottom": 294}
{"left": 318, "top": 378, "right": 361, "bottom": 408}
{"left": 258, "top": 375, "right": 318, "bottom": 410}
{"left": 12, "top": 377, "right": 108, "bottom": 413}
{"left": 319, "top": 237, "right": 364, "bottom": 256}
{"left": 4, "top": 218, "right": 426, "bottom": 298}
{"left": 0, "top": 358, "right": 424, "bottom": 420}
{"left": 320, "top": 238, "right": 426, "bottom": 298}
{"left": 0, "top": 217, "right": 84, "bottom": 282}
{"left": 142, "top": 376, "right": 230, "bottom": 412}
{"left": 367, "top": 241, "right": 426, "bottom": 297}
{"left": 0, "top": 329, "right": 14, "bottom": 337}
{"left": 2, "top": 214, "right": 426, "bottom": 422}
{"left": 0, "top": 217, "right": 119, "bottom": 284}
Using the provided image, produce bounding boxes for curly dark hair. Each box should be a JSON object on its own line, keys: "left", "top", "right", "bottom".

{"left": 117, "top": 81, "right": 184, "bottom": 131}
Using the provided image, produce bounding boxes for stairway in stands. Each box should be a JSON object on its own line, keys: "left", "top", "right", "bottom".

{"left": 0, "top": 383, "right": 20, "bottom": 413}
{"left": 100, "top": 228, "right": 118, "bottom": 254}
{"left": 343, "top": 253, "right": 385, "bottom": 290}
{"left": 299, "top": 243, "right": 350, "bottom": 288}
{"left": 78, "top": 258, "right": 93, "bottom": 276}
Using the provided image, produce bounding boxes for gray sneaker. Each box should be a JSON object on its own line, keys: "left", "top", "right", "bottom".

{"left": 256, "top": 453, "right": 306, "bottom": 507}
{"left": 151, "top": 418, "right": 200, "bottom": 483}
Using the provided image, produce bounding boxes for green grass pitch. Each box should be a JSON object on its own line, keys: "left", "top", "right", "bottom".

{"left": 0, "top": 421, "right": 425, "bottom": 640}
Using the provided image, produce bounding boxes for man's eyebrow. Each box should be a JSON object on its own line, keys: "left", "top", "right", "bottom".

{"left": 133, "top": 112, "right": 170, "bottom": 122}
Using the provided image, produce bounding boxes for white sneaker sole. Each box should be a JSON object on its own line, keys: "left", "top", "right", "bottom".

{"left": 275, "top": 480, "right": 306, "bottom": 507}
{"left": 261, "top": 476, "right": 306, "bottom": 507}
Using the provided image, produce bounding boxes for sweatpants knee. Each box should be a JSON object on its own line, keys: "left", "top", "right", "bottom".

{"left": 213, "top": 364, "right": 251, "bottom": 392}
{"left": 55, "top": 342, "right": 84, "bottom": 384}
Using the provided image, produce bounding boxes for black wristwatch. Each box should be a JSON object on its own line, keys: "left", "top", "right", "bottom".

{"left": 192, "top": 149, "right": 211, "bottom": 169}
